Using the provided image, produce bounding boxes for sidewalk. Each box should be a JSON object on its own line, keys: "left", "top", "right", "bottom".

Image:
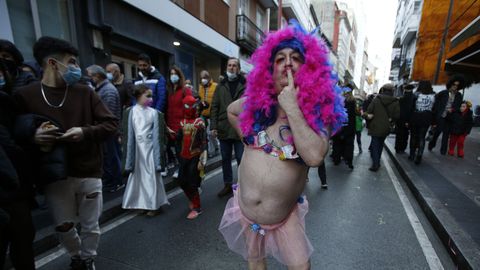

{"left": 30, "top": 153, "right": 225, "bottom": 258}
{"left": 385, "top": 127, "right": 480, "bottom": 270}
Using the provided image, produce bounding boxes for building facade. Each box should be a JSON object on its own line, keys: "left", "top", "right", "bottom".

{"left": 390, "top": 0, "right": 423, "bottom": 87}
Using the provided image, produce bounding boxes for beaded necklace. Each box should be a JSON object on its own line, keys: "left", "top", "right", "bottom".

{"left": 243, "top": 127, "right": 301, "bottom": 161}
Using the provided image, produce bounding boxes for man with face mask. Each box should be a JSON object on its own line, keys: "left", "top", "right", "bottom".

{"left": 198, "top": 70, "right": 219, "bottom": 158}
{"left": 134, "top": 53, "right": 167, "bottom": 113}
{"left": 13, "top": 36, "right": 118, "bottom": 270}
{"left": 106, "top": 63, "right": 133, "bottom": 116}
{"left": 210, "top": 57, "right": 246, "bottom": 197}
{"left": 87, "top": 65, "right": 123, "bottom": 193}
{"left": 0, "top": 39, "right": 36, "bottom": 88}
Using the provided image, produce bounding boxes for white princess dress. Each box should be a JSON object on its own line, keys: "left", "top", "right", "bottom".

{"left": 122, "top": 105, "right": 169, "bottom": 210}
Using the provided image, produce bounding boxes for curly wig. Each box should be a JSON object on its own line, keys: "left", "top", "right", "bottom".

{"left": 239, "top": 20, "right": 347, "bottom": 138}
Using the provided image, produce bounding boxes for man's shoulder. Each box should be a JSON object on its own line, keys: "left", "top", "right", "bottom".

{"left": 13, "top": 81, "right": 40, "bottom": 97}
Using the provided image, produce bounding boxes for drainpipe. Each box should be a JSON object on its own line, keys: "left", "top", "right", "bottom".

{"left": 278, "top": 0, "right": 282, "bottom": 29}
{"left": 434, "top": 0, "right": 454, "bottom": 84}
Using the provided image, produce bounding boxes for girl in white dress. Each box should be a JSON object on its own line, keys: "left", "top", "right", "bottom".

{"left": 122, "top": 85, "right": 169, "bottom": 216}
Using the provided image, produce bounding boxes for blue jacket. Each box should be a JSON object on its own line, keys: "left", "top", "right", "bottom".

{"left": 134, "top": 66, "right": 167, "bottom": 113}
{"left": 95, "top": 80, "right": 121, "bottom": 122}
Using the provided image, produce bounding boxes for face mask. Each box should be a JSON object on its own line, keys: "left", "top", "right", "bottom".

{"left": 170, "top": 74, "right": 179, "bottom": 84}
{"left": 0, "top": 77, "right": 5, "bottom": 89}
{"left": 107, "top": 72, "right": 113, "bottom": 81}
{"left": 201, "top": 79, "right": 209, "bottom": 85}
{"left": 226, "top": 71, "right": 237, "bottom": 80}
{"left": 55, "top": 60, "right": 82, "bottom": 86}
{"left": 144, "top": 97, "right": 153, "bottom": 107}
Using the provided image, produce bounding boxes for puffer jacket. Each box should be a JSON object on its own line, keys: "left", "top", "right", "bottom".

{"left": 14, "top": 114, "right": 68, "bottom": 188}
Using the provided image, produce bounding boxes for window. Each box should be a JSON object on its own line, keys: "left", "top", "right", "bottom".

{"left": 37, "top": 0, "right": 72, "bottom": 41}
{"left": 238, "top": 0, "right": 249, "bottom": 16}
{"left": 5, "top": 0, "right": 73, "bottom": 61}
{"left": 6, "top": 0, "right": 36, "bottom": 60}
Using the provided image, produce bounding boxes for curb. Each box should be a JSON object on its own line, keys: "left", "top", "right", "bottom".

{"left": 32, "top": 157, "right": 224, "bottom": 258}
{"left": 384, "top": 141, "right": 480, "bottom": 270}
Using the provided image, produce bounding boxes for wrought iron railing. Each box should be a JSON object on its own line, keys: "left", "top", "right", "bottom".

{"left": 236, "top": 15, "right": 265, "bottom": 53}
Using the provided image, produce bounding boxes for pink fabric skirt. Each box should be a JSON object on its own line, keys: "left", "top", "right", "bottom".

{"left": 218, "top": 188, "right": 313, "bottom": 266}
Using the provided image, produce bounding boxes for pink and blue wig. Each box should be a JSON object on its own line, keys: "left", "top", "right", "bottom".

{"left": 239, "top": 20, "right": 347, "bottom": 140}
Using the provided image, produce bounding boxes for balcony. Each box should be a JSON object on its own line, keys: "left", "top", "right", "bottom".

{"left": 401, "top": 12, "right": 420, "bottom": 44}
{"left": 236, "top": 15, "right": 266, "bottom": 53}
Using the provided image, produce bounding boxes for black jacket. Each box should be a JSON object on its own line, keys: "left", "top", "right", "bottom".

{"left": 398, "top": 91, "right": 415, "bottom": 123}
{"left": 0, "top": 91, "right": 32, "bottom": 204}
{"left": 334, "top": 97, "right": 356, "bottom": 137}
{"left": 451, "top": 110, "right": 473, "bottom": 135}
{"left": 433, "top": 89, "right": 462, "bottom": 120}
{"left": 14, "top": 114, "right": 68, "bottom": 188}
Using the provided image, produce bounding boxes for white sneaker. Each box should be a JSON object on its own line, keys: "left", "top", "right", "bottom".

{"left": 173, "top": 170, "right": 179, "bottom": 178}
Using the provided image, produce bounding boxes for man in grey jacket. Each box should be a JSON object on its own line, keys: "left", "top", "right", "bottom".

{"left": 87, "top": 65, "right": 123, "bottom": 192}
{"left": 210, "top": 57, "right": 245, "bottom": 197}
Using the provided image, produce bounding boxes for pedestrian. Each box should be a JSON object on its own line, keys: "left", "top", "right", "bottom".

{"left": 448, "top": 101, "right": 473, "bottom": 158}
{"left": 0, "top": 58, "right": 36, "bottom": 270}
{"left": 0, "top": 39, "right": 36, "bottom": 88}
{"left": 134, "top": 53, "right": 167, "bottom": 112}
{"left": 395, "top": 83, "right": 415, "bottom": 153}
{"left": 210, "top": 57, "right": 246, "bottom": 197}
{"left": 428, "top": 74, "right": 465, "bottom": 154}
{"left": 355, "top": 98, "right": 364, "bottom": 153}
{"left": 198, "top": 70, "right": 219, "bottom": 158}
{"left": 13, "top": 36, "right": 118, "bottom": 270}
{"left": 219, "top": 20, "right": 346, "bottom": 269}
{"left": 176, "top": 95, "right": 208, "bottom": 219}
{"left": 166, "top": 66, "right": 193, "bottom": 178}
{"left": 331, "top": 87, "right": 356, "bottom": 169}
{"left": 408, "top": 80, "right": 435, "bottom": 164}
{"left": 364, "top": 84, "right": 400, "bottom": 172}
{"left": 121, "top": 84, "right": 169, "bottom": 216}
{"left": 106, "top": 62, "right": 134, "bottom": 116}
{"left": 86, "top": 65, "right": 123, "bottom": 193}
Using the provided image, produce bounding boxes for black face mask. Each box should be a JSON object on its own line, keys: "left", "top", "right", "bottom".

{"left": 3, "top": 59, "right": 18, "bottom": 78}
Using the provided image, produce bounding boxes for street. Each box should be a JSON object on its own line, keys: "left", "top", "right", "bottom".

{"left": 35, "top": 135, "right": 456, "bottom": 270}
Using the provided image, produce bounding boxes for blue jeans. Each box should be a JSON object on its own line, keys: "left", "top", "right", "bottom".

{"left": 370, "top": 136, "right": 386, "bottom": 168}
{"left": 102, "top": 136, "right": 122, "bottom": 187}
{"left": 219, "top": 139, "right": 244, "bottom": 184}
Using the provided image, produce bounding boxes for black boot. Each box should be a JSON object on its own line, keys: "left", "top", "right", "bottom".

{"left": 414, "top": 154, "right": 422, "bottom": 165}
{"left": 217, "top": 184, "right": 233, "bottom": 197}
{"left": 408, "top": 149, "right": 416, "bottom": 161}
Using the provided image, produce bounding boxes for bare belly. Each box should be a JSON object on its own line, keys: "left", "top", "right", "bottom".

{"left": 237, "top": 147, "right": 308, "bottom": 225}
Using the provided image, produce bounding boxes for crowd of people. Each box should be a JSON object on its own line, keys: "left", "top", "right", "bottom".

{"left": 0, "top": 24, "right": 475, "bottom": 270}
{"left": 0, "top": 34, "right": 250, "bottom": 269}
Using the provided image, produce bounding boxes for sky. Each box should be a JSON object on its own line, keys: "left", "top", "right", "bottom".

{"left": 342, "top": 0, "right": 398, "bottom": 87}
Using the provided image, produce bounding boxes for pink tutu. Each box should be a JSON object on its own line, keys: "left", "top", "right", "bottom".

{"left": 218, "top": 188, "right": 313, "bottom": 266}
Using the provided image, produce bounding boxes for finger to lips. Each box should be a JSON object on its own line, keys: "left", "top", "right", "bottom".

{"left": 287, "top": 69, "right": 294, "bottom": 88}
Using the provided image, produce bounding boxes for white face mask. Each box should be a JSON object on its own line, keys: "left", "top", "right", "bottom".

{"left": 226, "top": 71, "right": 237, "bottom": 80}
{"left": 201, "top": 78, "right": 209, "bottom": 85}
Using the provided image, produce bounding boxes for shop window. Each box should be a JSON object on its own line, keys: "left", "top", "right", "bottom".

{"left": 6, "top": 0, "right": 36, "bottom": 60}
{"left": 37, "top": 0, "right": 72, "bottom": 41}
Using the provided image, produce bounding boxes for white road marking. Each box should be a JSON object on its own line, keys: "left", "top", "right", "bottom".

{"left": 381, "top": 155, "right": 444, "bottom": 270}
{"left": 34, "top": 164, "right": 228, "bottom": 268}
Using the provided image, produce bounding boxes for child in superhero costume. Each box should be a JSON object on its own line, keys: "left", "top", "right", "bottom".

{"left": 176, "top": 95, "right": 208, "bottom": 219}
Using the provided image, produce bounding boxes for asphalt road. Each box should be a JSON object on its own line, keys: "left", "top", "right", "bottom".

{"left": 36, "top": 134, "right": 456, "bottom": 270}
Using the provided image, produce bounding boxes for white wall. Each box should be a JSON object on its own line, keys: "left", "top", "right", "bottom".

{"left": 433, "top": 83, "right": 480, "bottom": 110}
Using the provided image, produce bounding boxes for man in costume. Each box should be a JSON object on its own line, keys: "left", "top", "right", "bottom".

{"left": 219, "top": 21, "right": 346, "bottom": 269}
